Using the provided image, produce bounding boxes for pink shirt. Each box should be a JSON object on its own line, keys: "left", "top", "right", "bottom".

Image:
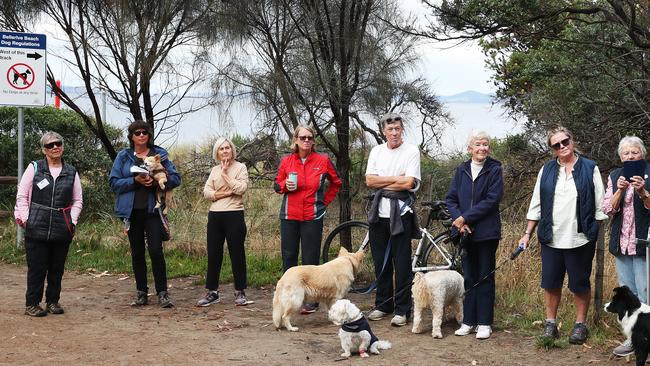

{"left": 602, "top": 178, "right": 636, "bottom": 255}
{"left": 14, "top": 164, "right": 83, "bottom": 225}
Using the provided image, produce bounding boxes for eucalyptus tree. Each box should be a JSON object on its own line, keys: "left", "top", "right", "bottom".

{"left": 218, "top": 0, "right": 451, "bottom": 223}
{"left": 405, "top": 0, "right": 650, "bottom": 168}
{"left": 1, "top": 0, "right": 218, "bottom": 159}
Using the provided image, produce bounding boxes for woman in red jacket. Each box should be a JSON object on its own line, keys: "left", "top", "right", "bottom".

{"left": 274, "top": 125, "right": 341, "bottom": 314}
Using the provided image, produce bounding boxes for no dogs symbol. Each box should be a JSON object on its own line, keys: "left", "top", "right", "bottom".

{"left": 6, "top": 63, "right": 35, "bottom": 90}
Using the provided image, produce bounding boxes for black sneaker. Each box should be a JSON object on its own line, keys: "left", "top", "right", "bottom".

{"left": 25, "top": 305, "right": 47, "bottom": 317}
{"left": 542, "top": 321, "right": 559, "bottom": 339}
{"left": 569, "top": 323, "right": 588, "bottom": 345}
{"left": 158, "top": 291, "right": 173, "bottom": 308}
{"left": 197, "top": 291, "right": 220, "bottom": 307}
{"left": 131, "top": 290, "right": 148, "bottom": 306}
{"left": 46, "top": 302, "right": 64, "bottom": 314}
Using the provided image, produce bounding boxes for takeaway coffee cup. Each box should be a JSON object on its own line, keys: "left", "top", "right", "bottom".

{"left": 288, "top": 172, "right": 298, "bottom": 191}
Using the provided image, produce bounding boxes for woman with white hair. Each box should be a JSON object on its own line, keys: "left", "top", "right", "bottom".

{"left": 603, "top": 136, "right": 650, "bottom": 357}
{"left": 446, "top": 131, "right": 504, "bottom": 340}
{"left": 14, "top": 131, "right": 83, "bottom": 317}
{"left": 197, "top": 137, "right": 250, "bottom": 307}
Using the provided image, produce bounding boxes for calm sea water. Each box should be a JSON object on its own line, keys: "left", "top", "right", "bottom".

{"left": 53, "top": 93, "right": 522, "bottom": 154}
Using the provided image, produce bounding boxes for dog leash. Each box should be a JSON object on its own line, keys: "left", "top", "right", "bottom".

{"left": 462, "top": 243, "right": 526, "bottom": 296}
{"left": 362, "top": 244, "right": 526, "bottom": 315}
{"left": 350, "top": 239, "right": 392, "bottom": 294}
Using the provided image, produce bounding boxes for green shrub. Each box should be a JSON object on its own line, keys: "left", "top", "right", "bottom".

{"left": 0, "top": 107, "right": 123, "bottom": 218}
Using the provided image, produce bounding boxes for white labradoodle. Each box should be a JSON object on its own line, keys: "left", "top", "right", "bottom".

{"left": 411, "top": 270, "right": 464, "bottom": 338}
{"left": 328, "top": 299, "right": 392, "bottom": 358}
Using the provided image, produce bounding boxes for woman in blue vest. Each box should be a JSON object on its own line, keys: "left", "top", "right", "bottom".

{"left": 446, "top": 131, "right": 503, "bottom": 340}
{"left": 602, "top": 136, "right": 650, "bottom": 357}
{"left": 109, "top": 121, "right": 181, "bottom": 308}
{"left": 519, "top": 126, "right": 607, "bottom": 345}
{"left": 14, "top": 131, "right": 83, "bottom": 317}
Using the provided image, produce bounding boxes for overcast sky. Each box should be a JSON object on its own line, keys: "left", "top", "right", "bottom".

{"left": 34, "top": 1, "right": 494, "bottom": 97}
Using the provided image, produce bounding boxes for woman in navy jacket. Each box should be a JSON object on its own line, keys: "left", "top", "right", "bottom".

{"left": 446, "top": 131, "right": 503, "bottom": 340}
{"left": 109, "top": 120, "right": 181, "bottom": 308}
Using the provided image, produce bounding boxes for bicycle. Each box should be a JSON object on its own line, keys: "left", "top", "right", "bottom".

{"left": 321, "top": 198, "right": 463, "bottom": 290}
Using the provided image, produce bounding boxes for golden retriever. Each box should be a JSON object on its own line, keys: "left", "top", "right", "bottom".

{"left": 272, "top": 247, "right": 365, "bottom": 331}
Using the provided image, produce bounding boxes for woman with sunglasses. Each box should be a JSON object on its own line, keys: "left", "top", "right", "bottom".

{"left": 15, "top": 131, "right": 83, "bottom": 317}
{"left": 273, "top": 125, "right": 342, "bottom": 314}
{"left": 518, "top": 126, "right": 607, "bottom": 345}
{"left": 109, "top": 120, "right": 181, "bottom": 308}
{"left": 602, "top": 136, "right": 650, "bottom": 358}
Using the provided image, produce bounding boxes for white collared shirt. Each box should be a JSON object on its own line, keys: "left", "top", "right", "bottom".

{"left": 526, "top": 160, "right": 608, "bottom": 249}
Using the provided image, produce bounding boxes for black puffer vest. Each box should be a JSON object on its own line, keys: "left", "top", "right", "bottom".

{"left": 25, "top": 159, "right": 77, "bottom": 242}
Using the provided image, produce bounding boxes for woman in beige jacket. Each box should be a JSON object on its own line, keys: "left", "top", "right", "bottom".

{"left": 197, "top": 137, "right": 250, "bottom": 307}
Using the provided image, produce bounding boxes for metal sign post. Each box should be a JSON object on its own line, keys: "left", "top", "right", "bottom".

{"left": 0, "top": 32, "right": 47, "bottom": 247}
{"left": 17, "top": 107, "right": 24, "bottom": 247}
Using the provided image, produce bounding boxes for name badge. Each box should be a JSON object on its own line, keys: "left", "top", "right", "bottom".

{"left": 36, "top": 179, "right": 49, "bottom": 190}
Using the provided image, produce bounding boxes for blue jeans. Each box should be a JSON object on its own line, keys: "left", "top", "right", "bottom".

{"left": 616, "top": 255, "right": 648, "bottom": 304}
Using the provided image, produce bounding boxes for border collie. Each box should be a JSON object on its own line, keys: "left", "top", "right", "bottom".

{"left": 604, "top": 286, "right": 650, "bottom": 365}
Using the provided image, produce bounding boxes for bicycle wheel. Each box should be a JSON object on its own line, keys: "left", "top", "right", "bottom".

{"left": 322, "top": 220, "right": 374, "bottom": 289}
{"left": 418, "top": 232, "right": 462, "bottom": 272}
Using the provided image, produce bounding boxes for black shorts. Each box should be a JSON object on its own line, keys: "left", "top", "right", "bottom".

{"left": 540, "top": 241, "right": 596, "bottom": 294}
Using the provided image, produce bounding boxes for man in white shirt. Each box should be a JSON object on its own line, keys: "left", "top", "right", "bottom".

{"left": 365, "top": 113, "right": 421, "bottom": 327}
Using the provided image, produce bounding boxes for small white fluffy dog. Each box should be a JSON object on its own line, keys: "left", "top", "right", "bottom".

{"left": 411, "top": 270, "right": 464, "bottom": 338}
{"left": 328, "top": 299, "right": 392, "bottom": 358}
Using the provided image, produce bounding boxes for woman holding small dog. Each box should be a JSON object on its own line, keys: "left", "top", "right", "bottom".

{"left": 273, "top": 125, "right": 342, "bottom": 314}
{"left": 197, "top": 137, "right": 250, "bottom": 307}
{"left": 519, "top": 126, "right": 607, "bottom": 345}
{"left": 109, "top": 120, "right": 181, "bottom": 308}
{"left": 602, "top": 136, "right": 650, "bottom": 357}
{"left": 446, "top": 131, "right": 503, "bottom": 340}
{"left": 15, "top": 131, "right": 83, "bottom": 317}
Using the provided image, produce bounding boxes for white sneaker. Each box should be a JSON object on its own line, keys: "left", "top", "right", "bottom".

{"left": 454, "top": 323, "right": 475, "bottom": 336}
{"left": 391, "top": 314, "right": 407, "bottom": 326}
{"left": 476, "top": 325, "right": 492, "bottom": 339}
{"left": 367, "top": 309, "right": 389, "bottom": 321}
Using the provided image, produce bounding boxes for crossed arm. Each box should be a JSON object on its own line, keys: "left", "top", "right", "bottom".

{"left": 365, "top": 174, "right": 415, "bottom": 191}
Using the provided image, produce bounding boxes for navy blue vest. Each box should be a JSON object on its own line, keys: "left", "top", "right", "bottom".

{"left": 25, "top": 159, "right": 77, "bottom": 242}
{"left": 607, "top": 165, "right": 650, "bottom": 256}
{"left": 341, "top": 317, "right": 379, "bottom": 347}
{"left": 538, "top": 156, "right": 598, "bottom": 246}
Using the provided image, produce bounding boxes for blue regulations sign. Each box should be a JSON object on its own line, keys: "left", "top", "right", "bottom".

{"left": 0, "top": 32, "right": 47, "bottom": 106}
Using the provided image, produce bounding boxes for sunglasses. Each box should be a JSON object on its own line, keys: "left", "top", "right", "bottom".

{"left": 385, "top": 116, "right": 402, "bottom": 124}
{"left": 133, "top": 130, "right": 149, "bottom": 137}
{"left": 550, "top": 137, "right": 571, "bottom": 150}
{"left": 298, "top": 135, "right": 314, "bottom": 142}
{"left": 44, "top": 141, "right": 63, "bottom": 149}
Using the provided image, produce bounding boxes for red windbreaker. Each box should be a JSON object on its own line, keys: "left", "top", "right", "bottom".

{"left": 274, "top": 152, "right": 341, "bottom": 221}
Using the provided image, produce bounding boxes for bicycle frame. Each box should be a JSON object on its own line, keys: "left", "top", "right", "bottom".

{"left": 411, "top": 227, "right": 455, "bottom": 272}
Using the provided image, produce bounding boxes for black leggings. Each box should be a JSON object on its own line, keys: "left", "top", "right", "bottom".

{"left": 205, "top": 210, "right": 248, "bottom": 291}
{"left": 128, "top": 209, "right": 167, "bottom": 294}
